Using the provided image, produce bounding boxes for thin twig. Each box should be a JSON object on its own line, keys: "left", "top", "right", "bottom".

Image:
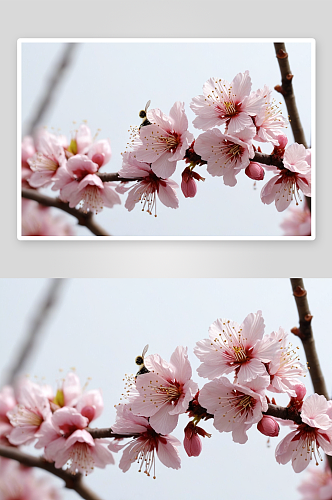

{"left": 5, "top": 279, "right": 65, "bottom": 386}
{"left": 26, "top": 44, "right": 78, "bottom": 137}
{"left": 0, "top": 446, "right": 103, "bottom": 500}
{"left": 97, "top": 151, "right": 285, "bottom": 183}
{"left": 88, "top": 428, "right": 140, "bottom": 439}
{"left": 290, "top": 278, "right": 332, "bottom": 470}
{"left": 22, "top": 189, "right": 110, "bottom": 236}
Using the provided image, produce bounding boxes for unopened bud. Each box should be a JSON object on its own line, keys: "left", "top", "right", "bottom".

{"left": 245, "top": 162, "right": 265, "bottom": 181}
{"left": 183, "top": 422, "right": 203, "bottom": 457}
{"left": 257, "top": 416, "right": 279, "bottom": 437}
{"left": 81, "top": 405, "right": 96, "bottom": 422}
{"left": 91, "top": 153, "right": 105, "bottom": 168}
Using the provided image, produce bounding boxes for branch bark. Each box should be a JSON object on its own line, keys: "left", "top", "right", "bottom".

{"left": 290, "top": 278, "right": 332, "bottom": 470}
{"left": 274, "top": 43, "right": 311, "bottom": 212}
{"left": 0, "top": 446, "right": 104, "bottom": 500}
{"left": 5, "top": 279, "right": 66, "bottom": 386}
{"left": 274, "top": 43, "right": 308, "bottom": 148}
{"left": 22, "top": 189, "right": 110, "bottom": 236}
{"left": 26, "top": 44, "right": 78, "bottom": 137}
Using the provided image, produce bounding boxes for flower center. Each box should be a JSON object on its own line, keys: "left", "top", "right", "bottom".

{"left": 12, "top": 406, "right": 43, "bottom": 427}
{"left": 68, "top": 442, "right": 94, "bottom": 475}
{"left": 232, "top": 345, "right": 248, "bottom": 363}
{"left": 223, "top": 101, "right": 237, "bottom": 116}
{"left": 80, "top": 185, "right": 104, "bottom": 214}
{"left": 159, "top": 133, "right": 180, "bottom": 153}
{"left": 30, "top": 153, "right": 58, "bottom": 172}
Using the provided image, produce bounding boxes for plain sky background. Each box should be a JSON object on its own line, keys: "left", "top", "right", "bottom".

{"left": 1, "top": 278, "right": 331, "bottom": 500}
{"left": 20, "top": 40, "right": 312, "bottom": 237}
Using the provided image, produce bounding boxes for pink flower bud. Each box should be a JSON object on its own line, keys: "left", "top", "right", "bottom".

{"left": 276, "top": 134, "right": 288, "bottom": 149}
{"left": 181, "top": 176, "right": 198, "bottom": 198}
{"left": 91, "top": 153, "right": 105, "bottom": 168}
{"left": 245, "top": 162, "right": 265, "bottom": 181}
{"left": 294, "top": 384, "right": 306, "bottom": 401}
{"left": 257, "top": 416, "right": 280, "bottom": 437}
{"left": 81, "top": 405, "right": 96, "bottom": 422}
{"left": 181, "top": 167, "right": 205, "bottom": 198}
{"left": 184, "top": 422, "right": 202, "bottom": 457}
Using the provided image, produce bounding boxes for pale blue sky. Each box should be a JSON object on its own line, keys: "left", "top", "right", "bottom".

{"left": 0, "top": 278, "right": 330, "bottom": 499}
{"left": 20, "top": 40, "right": 312, "bottom": 237}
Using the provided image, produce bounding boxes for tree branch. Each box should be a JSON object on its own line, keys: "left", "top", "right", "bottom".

{"left": 0, "top": 446, "right": 104, "bottom": 500}
{"left": 274, "top": 43, "right": 311, "bottom": 212}
{"left": 264, "top": 403, "right": 302, "bottom": 425}
{"left": 290, "top": 278, "right": 328, "bottom": 399}
{"left": 26, "top": 44, "right": 78, "bottom": 137}
{"left": 5, "top": 279, "right": 66, "bottom": 386}
{"left": 22, "top": 189, "right": 110, "bottom": 236}
{"left": 274, "top": 43, "right": 308, "bottom": 148}
{"left": 289, "top": 278, "right": 332, "bottom": 470}
{"left": 87, "top": 428, "right": 139, "bottom": 439}
{"left": 97, "top": 151, "right": 285, "bottom": 184}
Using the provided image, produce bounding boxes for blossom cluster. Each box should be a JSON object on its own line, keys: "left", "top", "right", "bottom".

{"left": 1, "top": 310, "right": 329, "bottom": 490}
{"left": 0, "top": 373, "right": 114, "bottom": 476}
{"left": 21, "top": 70, "right": 312, "bottom": 235}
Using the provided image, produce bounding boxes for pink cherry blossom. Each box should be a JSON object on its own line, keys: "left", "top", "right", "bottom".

{"left": 280, "top": 203, "right": 311, "bottom": 236}
{"left": 257, "top": 415, "right": 280, "bottom": 437}
{"left": 128, "top": 346, "right": 198, "bottom": 434}
{"left": 117, "top": 152, "right": 179, "bottom": 216}
{"left": 194, "top": 127, "right": 255, "bottom": 186}
{"left": 267, "top": 327, "right": 307, "bottom": 396}
{"left": 298, "top": 464, "right": 332, "bottom": 500}
{"left": 7, "top": 380, "right": 51, "bottom": 446}
{"left": 27, "top": 131, "right": 66, "bottom": 188}
{"left": 36, "top": 407, "right": 114, "bottom": 475}
{"left": 199, "top": 376, "right": 268, "bottom": 444}
{"left": 0, "top": 386, "right": 16, "bottom": 445}
{"left": 134, "top": 101, "right": 194, "bottom": 178}
{"left": 190, "top": 71, "right": 265, "bottom": 134}
{"left": 194, "top": 311, "right": 279, "bottom": 385}
{"left": 53, "top": 155, "right": 121, "bottom": 214}
{"left": 254, "top": 85, "right": 287, "bottom": 145}
{"left": 261, "top": 143, "right": 311, "bottom": 212}
{"left": 22, "top": 201, "right": 75, "bottom": 237}
{"left": 275, "top": 394, "right": 332, "bottom": 473}
{"left": 0, "top": 458, "right": 62, "bottom": 500}
{"left": 108, "top": 406, "right": 181, "bottom": 477}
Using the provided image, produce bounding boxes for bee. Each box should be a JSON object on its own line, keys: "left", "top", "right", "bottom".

{"left": 135, "top": 344, "right": 150, "bottom": 378}
{"left": 139, "top": 100, "right": 152, "bottom": 129}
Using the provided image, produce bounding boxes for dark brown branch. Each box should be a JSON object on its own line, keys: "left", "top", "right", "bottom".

{"left": 290, "top": 278, "right": 328, "bottom": 399}
{"left": 97, "top": 152, "right": 284, "bottom": 184}
{"left": 88, "top": 428, "right": 140, "bottom": 439}
{"left": 5, "top": 279, "right": 66, "bottom": 386}
{"left": 22, "top": 189, "right": 110, "bottom": 236}
{"left": 263, "top": 403, "right": 302, "bottom": 425}
{"left": 0, "top": 446, "right": 104, "bottom": 500}
{"left": 26, "top": 44, "right": 78, "bottom": 137}
{"left": 98, "top": 172, "right": 143, "bottom": 183}
{"left": 274, "top": 43, "right": 308, "bottom": 148}
{"left": 290, "top": 278, "right": 332, "bottom": 471}
{"left": 274, "top": 43, "right": 311, "bottom": 213}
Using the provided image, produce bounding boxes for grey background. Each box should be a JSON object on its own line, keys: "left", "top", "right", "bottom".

{"left": 1, "top": 0, "right": 329, "bottom": 277}
{"left": 20, "top": 40, "right": 311, "bottom": 237}
{"left": 1, "top": 278, "right": 331, "bottom": 500}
